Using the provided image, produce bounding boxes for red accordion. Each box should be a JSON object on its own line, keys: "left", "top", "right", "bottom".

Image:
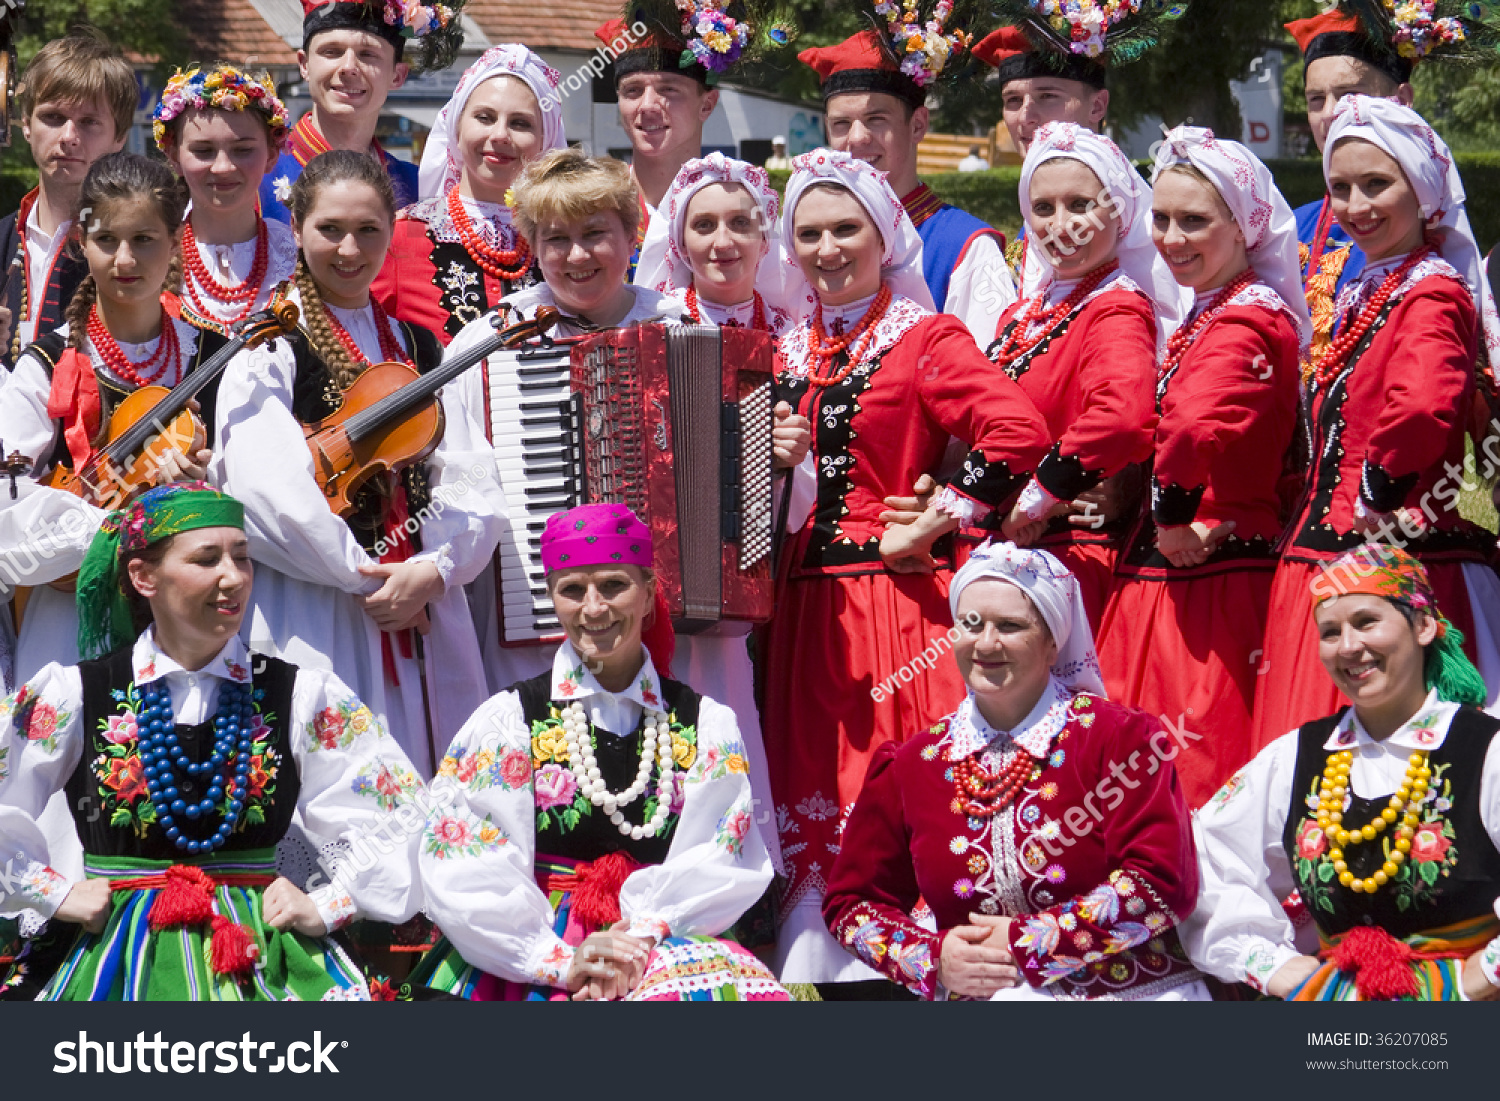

{"left": 486, "top": 322, "right": 776, "bottom": 643}
{"left": 569, "top": 323, "right": 776, "bottom": 632}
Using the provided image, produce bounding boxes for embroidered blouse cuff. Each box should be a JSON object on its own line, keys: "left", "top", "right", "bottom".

{"left": 933, "top": 485, "right": 993, "bottom": 527}
{"left": 622, "top": 916, "right": 672, "bottom": 947}
{"left": 309, "top": 883, "right": 358, "bottom": 933}
{"left": 11, "top": 861, "right": 71, "bottom": 921}
{"left": 1015, "top": 476, "right": 1061, "bottom": 522}
{"left": 1240, "top": 939, "right": 1302, "bottom": 996}
{"left": 1478, "top": 936, "right": 1500, "bottom": 992}
{"left": 526, "top": 936, "right": 577, "bottom": 989}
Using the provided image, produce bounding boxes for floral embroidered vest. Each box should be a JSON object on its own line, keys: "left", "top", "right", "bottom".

{"left": 1283, "top": 708, "right": 1500, "bottom": 939}
{"left": 512, "top": 671, "right": 702, "bottom": 866}
{"left": 64, "top": 648, "right": 300, "bottom": 859}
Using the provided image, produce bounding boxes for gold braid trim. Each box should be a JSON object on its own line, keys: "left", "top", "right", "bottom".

{"left": 1300, "top": 241, "right": 1351, "bottom": 385}
{"left": 1005, "top": 236, "right": 1027, "bottom": 285}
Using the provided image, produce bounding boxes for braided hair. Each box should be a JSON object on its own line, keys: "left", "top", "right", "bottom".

{"left": 64, "top": 152, "right": 189, "bottom": 349}
{"left": 286, "top": 150, "right": 397, "bottom": 392}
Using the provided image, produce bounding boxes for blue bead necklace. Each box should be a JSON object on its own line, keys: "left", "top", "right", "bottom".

{"left": 138, "top": 678, "right": 255, "bottom": 854}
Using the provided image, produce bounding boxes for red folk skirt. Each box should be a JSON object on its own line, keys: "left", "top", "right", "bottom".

{"left": 1250, "top": 557, "right": 1480, "bottom": 751}
{"left": 1097, "top": 566, "right": 1273, "bottom": 809}
{"left": 1041, "top": 536, "right": 1118, "bottom": 638}
{"left": 761, "top": 567, "right": 966, "bottom": 921}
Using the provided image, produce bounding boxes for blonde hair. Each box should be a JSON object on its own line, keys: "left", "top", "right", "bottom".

{"left": 18, "top": 28, "right": 137, "bottom": 140}
{"left": 512, "top": 147, "right": 639, "bottom": 247}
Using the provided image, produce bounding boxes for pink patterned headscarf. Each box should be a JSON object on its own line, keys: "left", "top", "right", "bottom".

{"left": 636, "top": 152, "right": 786, "bottom": 305}
{"left": 417, "top": 44, "right": 566, "bottom": 200}
{"left": 541, "top": 504, "right": 653, "bottom": 573}
{"left": 779, "top": 147, "right": 935, "bottom": 315}
{"left": 1325, "top": 95, "right": 1500, "bottom": 371}
{"left": 1151, "top": 125, "right": 1313, "bottom": 348}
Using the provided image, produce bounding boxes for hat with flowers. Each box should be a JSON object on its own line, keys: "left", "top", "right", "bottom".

{"left": 799, "top": 1, "right": 988, "bottom": 108}
{"left": 597, "top": 1, "right": 796, "bottom": 89}
{"left": 974, "top": 0, "right": 1187, "bottom": 89}
{"left": 302, "top": 0, "right": 467, "bottom": 73}
{"left": 1287, "top": 2, "right": 1500, "bottom": 86}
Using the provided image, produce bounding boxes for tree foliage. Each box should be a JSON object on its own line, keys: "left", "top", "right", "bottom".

{"left": 13, "top": 0, "right": 183, "bottom": 72}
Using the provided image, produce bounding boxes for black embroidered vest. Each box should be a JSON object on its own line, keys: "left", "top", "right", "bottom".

{"left": 1283, "top": 707, "right": 1500, "bottom": 938}
{"left": 65, "top": 648, "right": 301, "bottom": 859}
{"left": 284, "top": 322, "right": 443, "bottom": 556}
{"left": 512, "top": 670, "right": 703, "bottom": 866}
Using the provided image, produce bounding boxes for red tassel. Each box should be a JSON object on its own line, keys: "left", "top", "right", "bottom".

{"left": 641, "top": 585, "right": 676, "bottom": 678}
{"left": 568, "top": 852, "right": 642, "bottom": 933}
{"left": 209, "top": 914, "right": 260, "bottom": 976}
{"left": 147, "top": 865, "right": 216, "bottom": 929}
{"left": 1329, "top": 925, "right": 1420, "bottom": 1000}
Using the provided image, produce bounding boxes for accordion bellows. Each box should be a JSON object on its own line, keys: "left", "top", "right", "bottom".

{"left": 487, "top": 322, "right": 777, "bottom": 644}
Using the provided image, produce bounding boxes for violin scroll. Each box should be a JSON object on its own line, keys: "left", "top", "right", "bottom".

{"left": 234, "top": 299, "right": 302, "bottom": 350}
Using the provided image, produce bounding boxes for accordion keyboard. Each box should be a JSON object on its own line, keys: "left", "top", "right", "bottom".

{"left": 485, "top": 339, "right": 577, "bottom": 642}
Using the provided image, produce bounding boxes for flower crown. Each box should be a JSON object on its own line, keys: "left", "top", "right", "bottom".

{"left": 383, "top": 0, "right": 455, "bottom": 38}
{"left": 1382, "top": 0, "right": 1466, "bottom": 58}
{"left": 152, "top": 66, "right": 291, "bottom": 153}
{"left": 875, "top": 0, "right": 973, "bottom": 86}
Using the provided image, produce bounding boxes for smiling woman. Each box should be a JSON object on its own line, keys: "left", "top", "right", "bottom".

{"left": 1183, "top": 545, "right": 1500, "bottom": 1003}
{"left": 822, "top": 541, "right": 1206, "bottom": 1002}
{"left": 375, "top": 45, "right": 567, "bottom": 344}
{"left": 154, "top": 64, "right": 297, "bottom": 334}
{"left": 410, "top": 503, "right": 787, "bottom": 1002}
{"left": 0, "top": 483, "right": 426, "bottom": 1001}
{"left": 212, "top": 149, "right": 501, "bottom": 776}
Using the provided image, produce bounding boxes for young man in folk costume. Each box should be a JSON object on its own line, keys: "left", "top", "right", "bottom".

{"left": 0, "top": 30, "right": 133, "bottom": 372}
{"left": 259, "top": 0, "right": 466, "bottom": 224}
{"left": 972, "top": 1, "right": 1186, "bottom": 285}
{"left": 798, "top": 7, "right": 1016, "bottom": 347}
{"left": 603, "top": 1, "right": 792, "bottom": 282}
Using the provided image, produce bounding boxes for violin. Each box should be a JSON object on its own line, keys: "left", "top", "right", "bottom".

{"left": 41, "top": 301, "right": 300, "bottom": 510}
{"left": 305, "top": 306, "right": 559, "bottom": 518}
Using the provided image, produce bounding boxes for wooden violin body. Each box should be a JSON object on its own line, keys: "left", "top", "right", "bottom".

{"left": 303, "top": 361, "right": 444, "bottom": 519}
{"left": 32, "top": 301, "right": 299, "bottom": 510}
{"left": 303, "top": 305, "right": 560, "bottom": 519}
{"left": 42, "top": 389, "right": 203, "bottom": 511}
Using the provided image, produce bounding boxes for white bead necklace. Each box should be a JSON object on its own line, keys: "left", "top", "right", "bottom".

{"left": 560, "top": 698, "right": 675, "bottom": 840}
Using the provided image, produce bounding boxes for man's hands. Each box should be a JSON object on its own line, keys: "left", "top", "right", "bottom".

{"left": 936, "top": 914, "right": 1020, "bottom": 998}
{"left": 1266, "top": 954, "right": 1322, "bottom": 1000}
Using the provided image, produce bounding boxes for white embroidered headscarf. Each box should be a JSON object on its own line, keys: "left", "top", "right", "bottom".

{"left": 1324, "top": 95, "right": 1500, "bottom": 368}
{"left": 779, "top": 148, "right": 935, "bottom": 315}
{"left": 948, "top": 540, "right": 1106, "bottom": 697}
{"left": 1019, "top": 122, "right": 1183, "bottom": 342}
{"left": 417, "top": 44, "right": 566, "bottom": 200}
{"left": 635, "top": 153, "right": 788, "bottom": 307}
{"left": 1152, "top": 125, "right": 1313, "bottom": 348}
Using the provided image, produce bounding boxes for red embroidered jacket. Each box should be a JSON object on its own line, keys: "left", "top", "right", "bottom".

{"left": 778, "top": 305, "right": 1051, "bottom": 577}
{"left": 372, "top": 198, "right": 538, "bottom": 345}
{"left": 990, "top": 286, "right": 1155, "bottom": 548}
{"left": 1286, "top": 261, "right": 1489, "bottom": 564}
{"left": 822, "top": 688, "right": 1200, "bottom": 999}
{"left": 1118, "top": 298, "right": 1301, "bottom": 577}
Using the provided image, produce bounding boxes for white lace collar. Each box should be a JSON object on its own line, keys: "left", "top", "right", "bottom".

{"left": 946, "top": 677, "right": 1076, "bottom": 761}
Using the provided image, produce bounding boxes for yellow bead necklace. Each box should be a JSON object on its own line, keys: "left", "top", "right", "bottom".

{"left": 1316, "top": 747, "right": 1430, "bottom": 895}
